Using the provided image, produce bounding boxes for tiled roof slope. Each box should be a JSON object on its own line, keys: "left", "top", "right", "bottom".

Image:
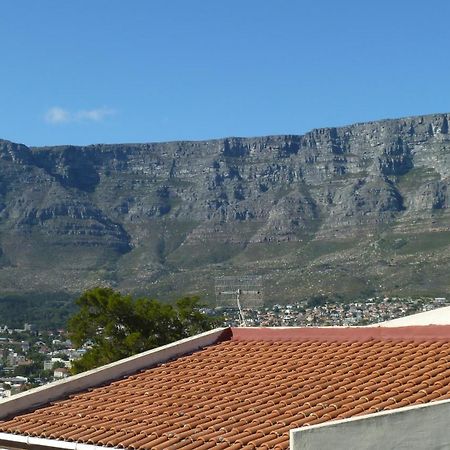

{"left": 3, "top": 327, "right": 450, "bottom": 449}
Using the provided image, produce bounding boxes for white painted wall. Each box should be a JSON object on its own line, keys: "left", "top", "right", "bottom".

{"left": 290, "top": 398, "right": 450, "bottom": 450}
{"left": 369, "top": 306, "right": 450, "bottom": 327}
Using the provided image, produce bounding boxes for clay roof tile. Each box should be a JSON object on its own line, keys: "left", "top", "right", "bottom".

{"left": 3, "top": 327, "right": 450, "bottom": 449}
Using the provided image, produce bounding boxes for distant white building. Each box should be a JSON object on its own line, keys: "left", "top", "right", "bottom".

{"left": 53, "top": 367, "right": 69, "bottom": 379}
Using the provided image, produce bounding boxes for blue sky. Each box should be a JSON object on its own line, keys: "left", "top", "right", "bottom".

{"left": 1, "top": 0, "right": 449, "bottom": 146}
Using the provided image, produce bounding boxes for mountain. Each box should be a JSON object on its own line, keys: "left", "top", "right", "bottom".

{"left": 1, "top": 113, "right": 449, "bottom": 320}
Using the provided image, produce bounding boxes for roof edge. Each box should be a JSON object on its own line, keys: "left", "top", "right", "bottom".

{"left": 230, "top": 325, "right": 450, "bottom": 342}
{"left": 0, "top": 327, "right": 230, "bottom": 420}
{"left": 0, "top": 432, "right": 113, "bottom": 450}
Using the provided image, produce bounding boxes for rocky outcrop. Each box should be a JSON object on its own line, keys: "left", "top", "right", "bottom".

{"left": 0, "top": 113, "right": 449, "bottom": 302}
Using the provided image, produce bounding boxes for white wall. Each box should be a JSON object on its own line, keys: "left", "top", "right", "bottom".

{"left": 369, "top": 306, "right": 450, "bottom": 327}
{"left": 290, "top": 399, "right": 450, "bottom": 450}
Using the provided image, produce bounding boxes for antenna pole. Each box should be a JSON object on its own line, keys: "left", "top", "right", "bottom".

{"left": 215, "top": 275, "right": 263, "bottom": 328}
{"left": 236, "top": 289, "right": 246, "bottom": 326}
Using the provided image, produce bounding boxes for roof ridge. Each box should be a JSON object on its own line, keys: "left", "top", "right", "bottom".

{"left": 230, "top": 325, "right": 450, "bottom": 342}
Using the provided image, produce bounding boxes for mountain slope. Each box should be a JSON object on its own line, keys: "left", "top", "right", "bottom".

{"left": 1, "top": 113, "right": 449, "bottom": 310}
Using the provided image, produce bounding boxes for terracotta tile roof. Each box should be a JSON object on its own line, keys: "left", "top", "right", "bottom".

{"left": 3, "top": 326, "right": 450, "bottom": 449}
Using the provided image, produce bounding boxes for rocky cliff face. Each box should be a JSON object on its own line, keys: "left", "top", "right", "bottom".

{"left": 1, "top": 113, "right": 449, "bottom": 305}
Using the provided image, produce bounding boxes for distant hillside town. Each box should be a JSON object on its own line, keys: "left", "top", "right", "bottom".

{"left": 1, "top": 295, "right": 446, "bottom": 398}
{"left": 218, "top": 295, "right": 448, "bottom": 327}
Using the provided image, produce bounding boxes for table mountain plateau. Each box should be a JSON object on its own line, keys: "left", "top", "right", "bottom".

{"left": 1, "top": 113, "right": 449, "bottom": 319}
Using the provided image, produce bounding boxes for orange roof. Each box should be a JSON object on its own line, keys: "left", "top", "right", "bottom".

{"left": 2, "top": 326, "right": 450, "bottom": 449}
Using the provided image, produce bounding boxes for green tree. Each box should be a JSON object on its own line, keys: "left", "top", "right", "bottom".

{"left": 52, "top": 361, "right": 67, "bottom": 370}
{"left": 306, "top": 294, "right": 329, "bottom": 308}
{"left": 68, "top": 287, "right": 219, "bottom": 374}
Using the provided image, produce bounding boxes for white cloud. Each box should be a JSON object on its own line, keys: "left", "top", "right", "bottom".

{"left": 76, "top": 107, "right": 116, "bottom": 122}
{"left": 44, "top": 107, "right": 71, "bottom": 124}
{"left": 44, "top": 106, "right": 116, "bottom": 125}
